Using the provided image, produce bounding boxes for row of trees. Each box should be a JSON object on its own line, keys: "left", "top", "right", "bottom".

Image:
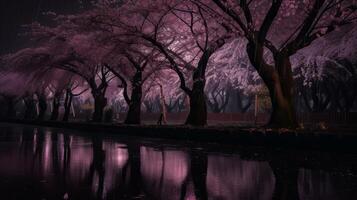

{"left": 0, "top": 0, "right": 356, "bottom": 127}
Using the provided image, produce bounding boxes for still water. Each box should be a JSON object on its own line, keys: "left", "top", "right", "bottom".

{"left": 0, "top": 123, "right": 356, "bottom": 200}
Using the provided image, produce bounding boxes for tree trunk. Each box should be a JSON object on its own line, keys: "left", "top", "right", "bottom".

{"left": 206, "top": 95, "right": 220, "bottom": 113}
{"left": 92, "top": 91, "right": 107, "bottom": 122}
{"left": 24, "top": 98, "right": 36, "bottom": 120}
{"left": 185, "top": 80, "right": 207, "bottom": 126}
{"left": 50, "top": 97, "right": 60, "bottom": 121}
{"left": 267, "top": 81, "right": 296, "bottom": 127}
{"left": 237, "top": 90, "right": 252, "bottom": 113}
{"left": 159, "top": 85, "right": 167, "bottom": 124}
{"left": 5, "top": 97, "right": 16, "bottom": 119}
{"left": 247, "top": 42, "right": 297, "bottom": 128}
{"left": 268, "top": 55, "right": 297, "bottom": 128}
{"left": 62, "top": 91, "right": 72, "bottom": 122}
{"left": 37, "top": 96, "right": 47, "bottom": 121}
{"left": 124, "top": 73, "right": 142, "bottom": 125}
{"left": 125, "top": 98, "right": 142, "bottom": 125}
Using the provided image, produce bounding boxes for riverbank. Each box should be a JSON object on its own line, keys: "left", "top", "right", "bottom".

{"left": 2, "top": 119, "right": 357, "bottom": 151}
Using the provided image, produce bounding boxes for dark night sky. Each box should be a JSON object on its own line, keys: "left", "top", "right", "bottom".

{"left": 0, "top": 0, "right": 84, "bottom": 53}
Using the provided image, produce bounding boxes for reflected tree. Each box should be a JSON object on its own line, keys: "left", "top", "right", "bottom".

{"left": 269, "top": 152, "right": 299, "bottom": 200}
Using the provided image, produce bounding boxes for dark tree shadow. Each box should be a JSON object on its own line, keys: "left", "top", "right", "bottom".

{"left": 180, "top": 148, "right": 208, "bottom": 200}
{"left": 269, "top": 153, "right": 299, "bottom": 200}
{"left": 86, "top": 136, "right": 106, "bottom": 200}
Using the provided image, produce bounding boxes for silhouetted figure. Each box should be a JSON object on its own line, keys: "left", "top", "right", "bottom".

{"left": 157, "top": 113, "right": 164, "bottom": 125}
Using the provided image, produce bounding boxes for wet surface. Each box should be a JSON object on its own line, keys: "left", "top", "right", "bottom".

{"left": 0, "top": 123, "right": 356, "bottom": 200}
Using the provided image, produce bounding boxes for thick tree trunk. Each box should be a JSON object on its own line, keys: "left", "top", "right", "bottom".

{"left": 247, "top": 42, "right": 297, "bottom": 128}
{"left": 124, "top": 73, "right": 142, "bottom": 125}
{"left": 267, "top": 81, "right": 296, "bottom": 127}
{"left": 185, "top": 80, "right": 207, "bottom": 126}
{"left": 92, "top": 91, "right": 107, "bottom": 122}
{"left": 125, "top": 98, "right": 142, "bottom": 125}
{"left": 50, "top": 97, "right": 60, "bottom": 121}
{"left": 268, "top": 55, "right": 297, "bottom": 128}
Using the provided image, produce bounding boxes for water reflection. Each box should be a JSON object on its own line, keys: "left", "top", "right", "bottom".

{"left": 0, "top": 124, "right": 356, "bottom": 200}
{"left": 207, "top": 155, "right": 274, "bottom": 200}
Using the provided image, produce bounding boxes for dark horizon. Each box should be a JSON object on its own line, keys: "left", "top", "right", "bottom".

{"left": 0, "top": 0, "right": 84, "bottom": 53}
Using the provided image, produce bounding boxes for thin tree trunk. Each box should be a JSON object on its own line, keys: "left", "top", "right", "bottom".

{"left": 206, "top": 94, "right": 220, "bottom": 113}
{"left": 62, "top": 91, "right": 72, "bottom": 122}
{"left": 185, "top": 80, "right": 207, "bottom": 126}
{"left": 37, "top": 96, "right": 47, "bottom": 121}
{"left": 159, "top": 85, "right": 167, "bottom": 124}
{"left": 50, "top": 97, "right": 60, "bottom": 121}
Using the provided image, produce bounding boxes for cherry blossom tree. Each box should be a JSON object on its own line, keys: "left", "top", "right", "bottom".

{"left": 48, "top": 83, "right": 64, "bottom": 121}
{"left": 1, "top": 0, "right": 356, "bottom": 127}
{"left": 35, "top": 82, "right": 49, "bottom": 120}
{"left": 22, "top": 93, "right": 37, "bottom": 120}
{"left": 105, "top": 47, "right": 160, "bottom": 124}
{"left": 296, "top": 56, "right": 357, "bottom": 112}
{"left": 205, "top": 67, "right": 231, "bottom": 113}
{"left": 87, "top": 0, "right": 232, "bottom": 126}
{"left": 144, "top": 69, "right": 187, "bottom": 114}
{"left": 1, "top": 51, "right": 66, "bottom": 120}
{"left": 207, "top": 38, "right": 261, "bottom": 113}
{"left": 16, "top": 18, "right": 117, "bottom": 122}
{"left": 62, "top": 76, "right": 89, "bottom": 121}
{"left": 200, "top": 0, "right": 357, "bottom": 127}
{"left": 294, "top": 24, "right": 357, "bottom": 113}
